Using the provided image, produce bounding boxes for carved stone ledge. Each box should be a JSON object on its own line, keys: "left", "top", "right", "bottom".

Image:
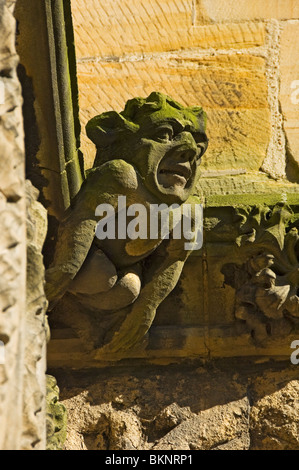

{"left": 47, "top": 193, "right": 299, "bottom": 368}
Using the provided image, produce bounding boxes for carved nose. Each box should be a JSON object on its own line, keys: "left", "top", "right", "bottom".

{"left": 173, "top": 132, "right": 198, "bottom": 161}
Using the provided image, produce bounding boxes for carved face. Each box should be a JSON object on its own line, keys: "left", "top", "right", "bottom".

{"left": 87, "top": 92, "right": 208, "bottom": 204}
{"left": 130, "top": 108, "right": 207, "bottom": 204}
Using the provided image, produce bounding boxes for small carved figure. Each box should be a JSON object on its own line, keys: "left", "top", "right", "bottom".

{"left": 45, "top": 92, "right": 208, "bottom": 353}
{"left": 221, "top": 205, "right": 299, "bottom": 343}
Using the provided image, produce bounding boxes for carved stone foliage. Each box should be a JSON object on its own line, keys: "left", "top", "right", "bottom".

{"left": 221, "top": 204, "right": 299, "bottom": 343}
{"left": 45, "top": 92, "right": 208, "bottom": 357}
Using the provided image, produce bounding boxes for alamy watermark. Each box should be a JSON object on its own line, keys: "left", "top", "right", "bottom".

{"left": 0, "top": 341, "right": 5, "bottom": 365}
{"left": 0, "top": 79, "right": 4, "bottom": 105}
{"left": 290, "top": 340, "right": 299, "bottom": 365}
{"left": 95, "top": 196, "right": 203, "bottom": 251}
{"left": 291, "top": 80, "right": 299, "bottom": 105}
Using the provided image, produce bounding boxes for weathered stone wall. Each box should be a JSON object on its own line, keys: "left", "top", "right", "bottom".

{"left": 0, "top": 1, "right": 48, "bottom": 450}
{"left": 53, "top": 359, "right": 299, "bottom": 450}
{"left": 45, "top": 0, "right": 299, "bottom": 451}
{"left": 0, "top": 0, "right": 27, "bottom": 450}
{"left": 71, "top": 0, "right": 299, "bottom": 184}
{"left": 23, "top": 181, "right": 48, "bottom": 449}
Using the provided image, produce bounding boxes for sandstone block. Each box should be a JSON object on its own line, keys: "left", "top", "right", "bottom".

{"left": 250, "top": 379, "right": 299, "bottom": 450}
{"left": 71, "top": 0, "right": 265, "bottom": 58}
{"left": 280, "top": 22, "right": 299, "bottom": 180}
{"left": 197, "top": 0, "right": 299, "bottom": 23}
{"left": 56, "top": 362, "right": 299, "bottom": 450}
{"left": 71, "top": 0, "right": 193, "bottom": 58}
{"left": 77, "top": 54, "right": 270, "bottom": 171}
{"left": 190, "top": 22, "right": 265, "bottom": 50}
{"left": 153, "top": 398, "right": 250, "bottom": 450}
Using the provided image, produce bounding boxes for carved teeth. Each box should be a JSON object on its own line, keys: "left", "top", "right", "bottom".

{"left": 160, "top": 169, "right": 186, "bottom": 178}
{"left": 159, "top": 165, "right": 191, "bottom": 180}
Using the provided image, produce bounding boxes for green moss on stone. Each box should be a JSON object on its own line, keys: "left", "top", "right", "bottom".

{"left": 206, "top": 193, "right": 299, "bottom": 208}
{"left": 46, "top": 375, "right": 67, "bottom": 451}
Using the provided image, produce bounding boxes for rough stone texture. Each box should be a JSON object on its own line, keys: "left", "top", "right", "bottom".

{"left": 52, "top": 360, "right": 299, "bottom": 450}
{"left": 260, "top": 20, "right": 286, "bottom": 180}
{"left": 196, "top": 173, "right": 299, "bottom": 198}
{"left": 280, "top": 21, "right": 299, "bottom": 181}
{"left": 0, "top": 0, "right": 26, "bottom": 450}
{"left": 77, "top": 54, "right": 270, "bottom": 172}
{"left": 46, "top": 375, "right": 67, "bottom": 451}
{"left": 72, "top": 0, "right": 195, "bottom": 58}
{"left": 196, "top": 0, "right": 299, "bottom": 22}
{"left": 250, "top": 373, "right": 299, "bottom": 450}
{"left": 153, "top": 398, "right": 250, "bottom": 450}
{"left": 22, "top": 181, "right": 48, "bottom": 450}
{"left": 72, "top": 0, "right": 266, "bottom": 58}
{"left": 0, "top": 1, "right": 48, "bottom": 450}
{"left": 70, "top": 0, "right": 299, "bottom": 183}
{"left": 70, "top": 0, "right": 272, "bottom": 172}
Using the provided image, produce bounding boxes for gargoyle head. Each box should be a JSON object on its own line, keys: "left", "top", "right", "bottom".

{"left": 86, "top": 92, "right": 208, "bottom": 203}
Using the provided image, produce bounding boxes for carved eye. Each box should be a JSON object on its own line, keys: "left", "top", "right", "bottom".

{"left": 154, "top": 127, "right": 173, "bottom": 143}
{"left": 196, "top": 142, "right": 207, "bottom": 158}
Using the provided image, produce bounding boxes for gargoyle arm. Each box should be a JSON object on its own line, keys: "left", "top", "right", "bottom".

{"left": 45, "top": 160, "right": 139, "bottom": 309}
{"left": 99, "top": 236, "right": 192, "bottom": 355}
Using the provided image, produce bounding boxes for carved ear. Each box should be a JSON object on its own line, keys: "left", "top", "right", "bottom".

{"left": 86, "top": 111, "right": 138, "bottom": 148}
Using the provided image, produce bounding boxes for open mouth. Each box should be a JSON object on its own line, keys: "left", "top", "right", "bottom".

{"left": 158, "top": 164, "right": 191, "bottom": 187}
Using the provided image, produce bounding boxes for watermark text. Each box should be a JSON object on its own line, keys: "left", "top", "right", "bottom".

{"left": 290, "top": 340, "right": 299, "bottom": 365}
{"left": 290, "top": 80, "right": 299, "bottom": 105}
{"left": 95, "top": 196, "right": 203, "bottom": 251}
{"left": 0, "top": 80, "right": 4, "bottom": 105}
{"left": 0, "top": 341, "right": 5, "bottom": 365}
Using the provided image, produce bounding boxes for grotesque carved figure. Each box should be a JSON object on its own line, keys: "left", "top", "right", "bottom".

{"left": 221, "top": 205, "right": 299, "bottom": 343}
{"left": 45, "top": 92, "right": 208, "bottom": 354}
